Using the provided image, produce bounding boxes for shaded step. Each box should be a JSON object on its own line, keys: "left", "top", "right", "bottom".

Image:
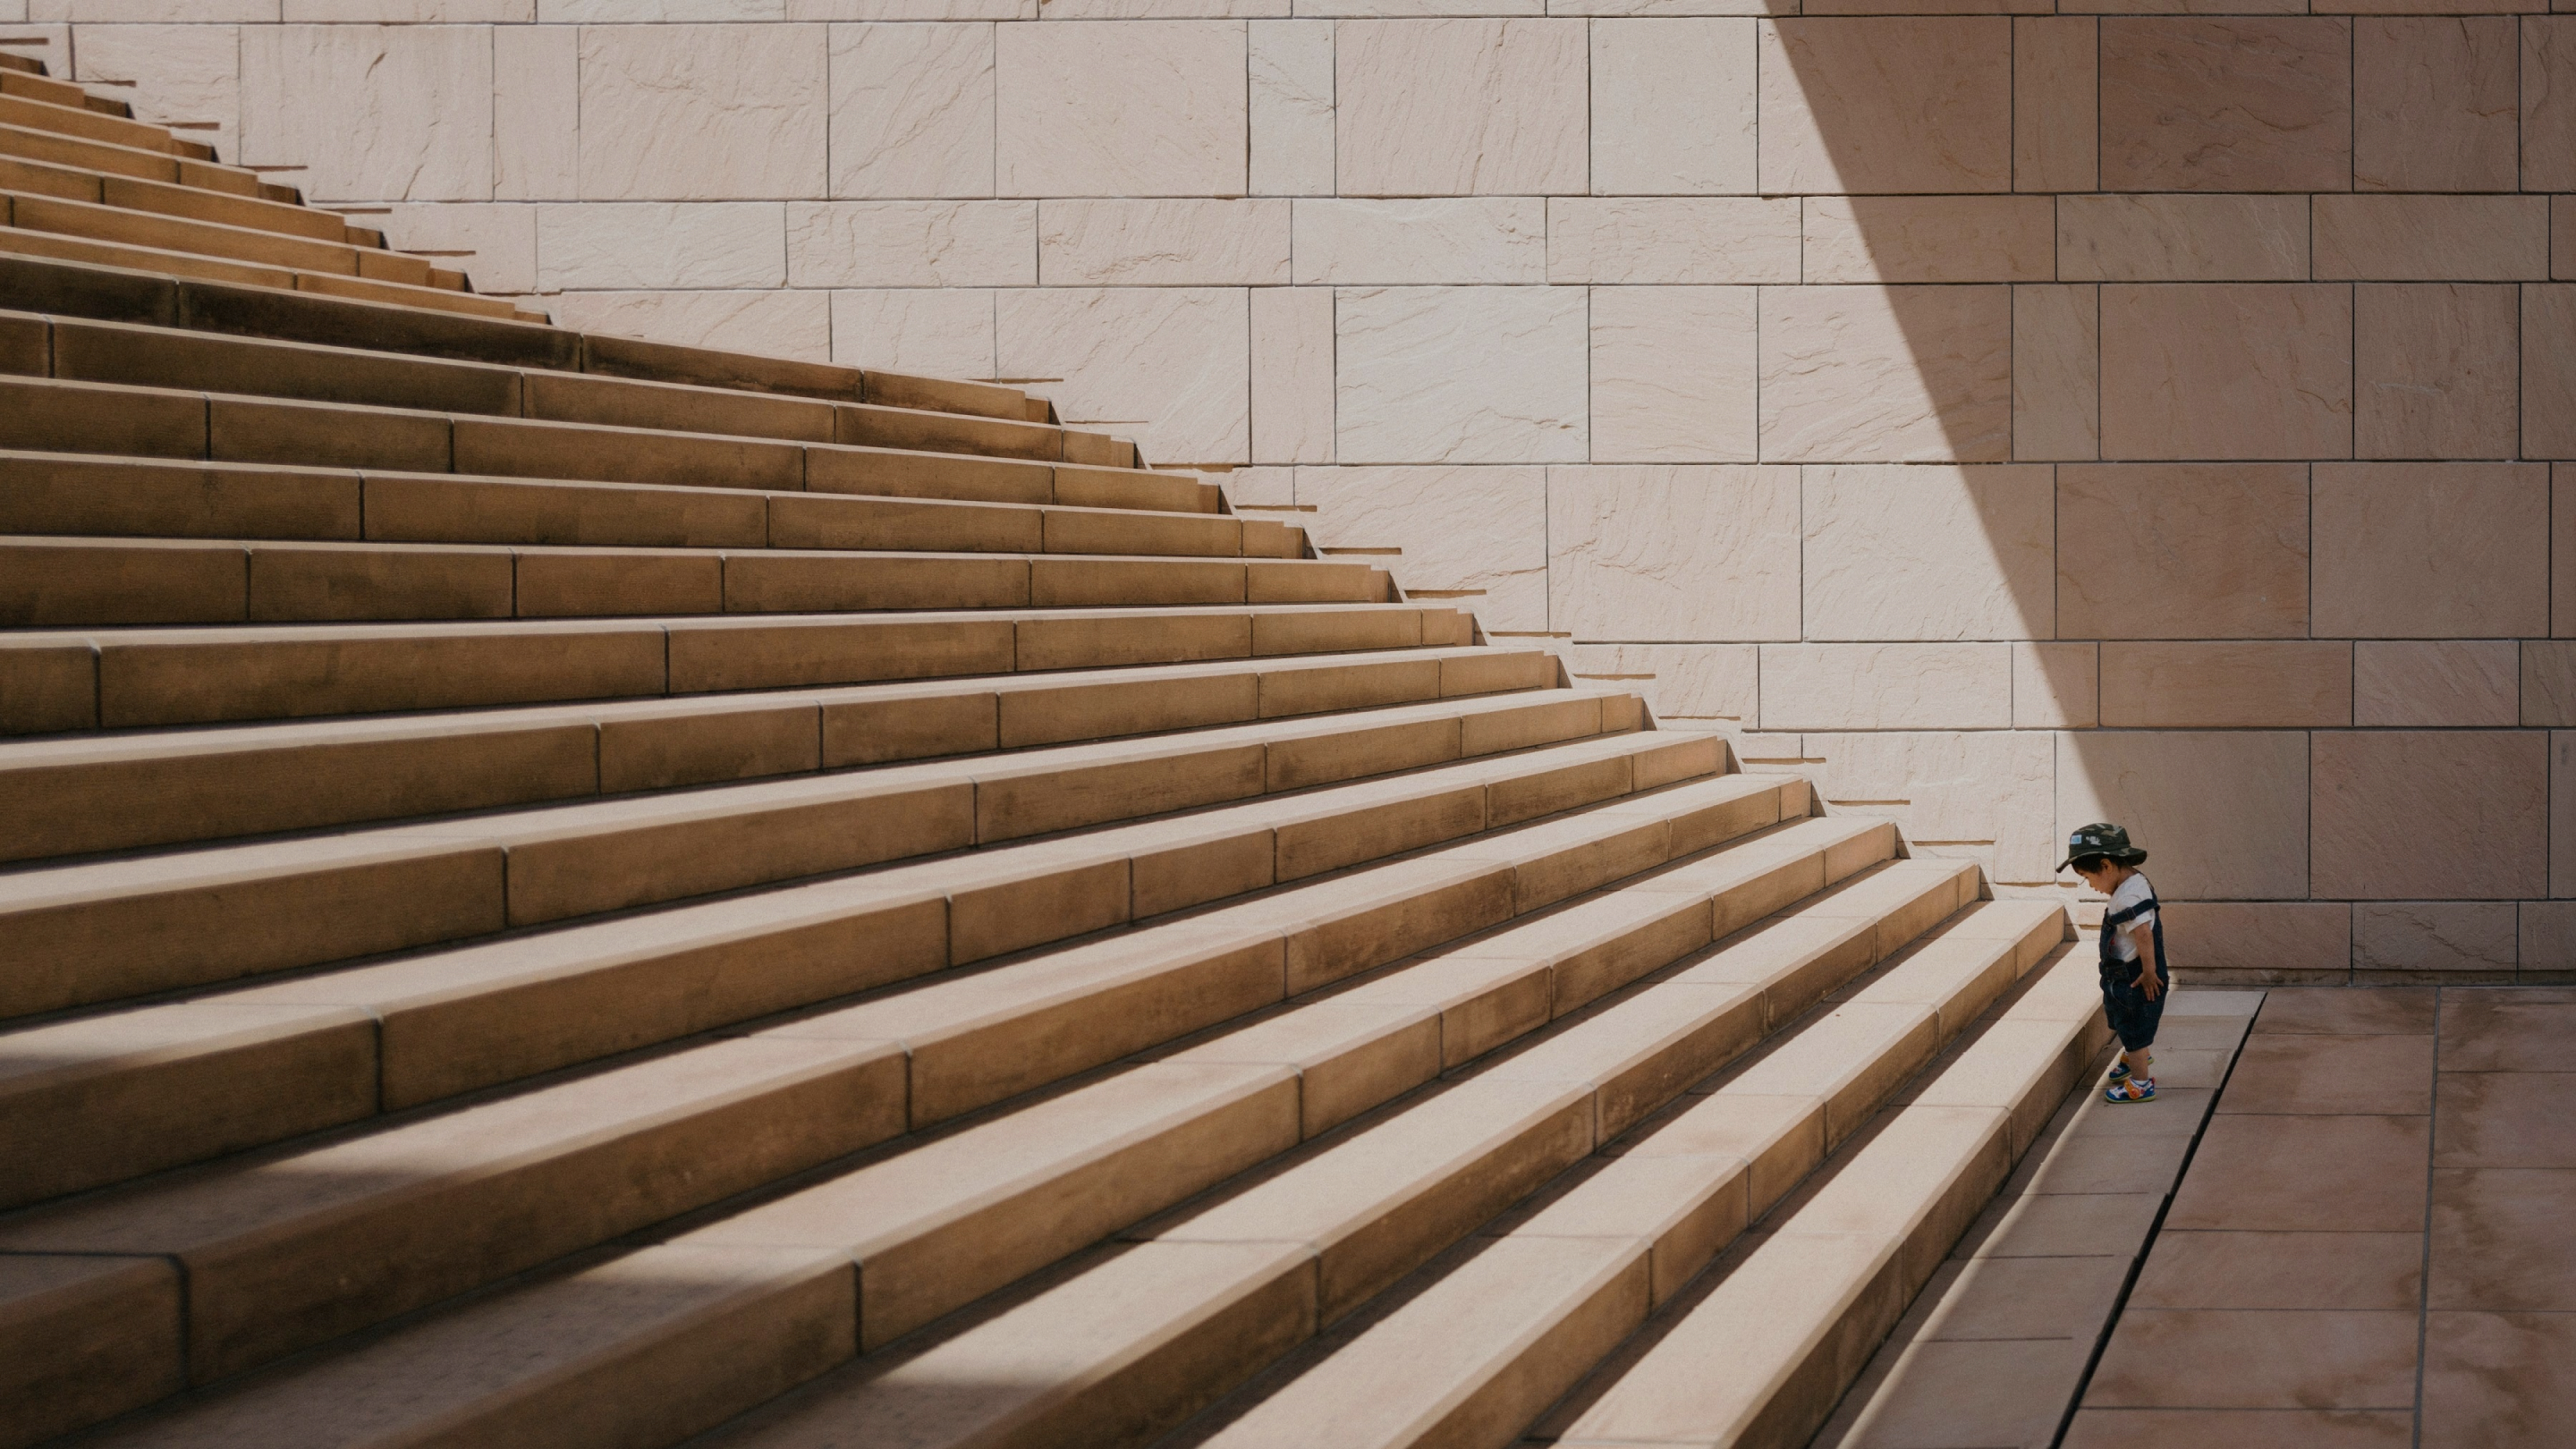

{"left": 0, "top": 154, "right": 347, "bottom": 242}
{"left": 0, "top": 642, "right": 1518, "bottom": 860}
{"left": 0, "top": 600, "right": 1466, "bottom": 735}
{"left": 0, "top": 91, "right": 211, "bottom": 160}
{"left": 0, "top": 67, "right": 93, "bottom": 112}
{"left": 0, "top": 120, "right": 271, "bottom": 197}
{"left": 0, "top": 231, "right": 529, "bottom": 322}
{"left": 4, "top": 189, "right": 435, "bottom": 283}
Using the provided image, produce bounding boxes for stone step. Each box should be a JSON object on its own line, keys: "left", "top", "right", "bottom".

{"left": 0, "top": 537, "right": 1385, "bottom": 628}
{"left": 2, "top": 189, "right": 434, "bottom": 284}
{"left": 1190, "top": 899, "right": 2072, "bottom": 1449}
{"left": 0, "top": 712, "right": 1687, "bottom": 1023}
{"left": 0, "top": 90, "right": 212, "bottom": 160}
{"left": 0, "top": 54, "right": 44, "bottom": 76}
{"left": 30, "top": 794, "right": 1878, "bottom": 1449}
{"left": 0, "top": 231, "right": 532, "bottom": 322}
{"left": 3, "top": 639, "right": 1502, "bottom": 861}
{"left": 0, "top": 153, "right": 351, "bottom": 242}
{"left": 0, "top": 768, "right": 1796, "bottom": 1445}
{"left": 0, "top": 69, "right": 113, "bottom": 115}
{"left": 0, "top": 375, "right": 1208, "bottom": 513}
{"left": 0, "top": 453, "right": 1300, "bottom": 559}
{"left": 1551, "top": 946, "right": 2106, "bottom": 1449}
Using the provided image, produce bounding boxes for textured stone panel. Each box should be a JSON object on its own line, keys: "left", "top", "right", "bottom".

{"left": 1250, "top": 20, "right": 1333, "bottom": 196}
{"left": 997, "top": 288, "right": 1250, "bottom": 463}
{"left": 1590, "top": 19, "right": 1754, "bottom": 194}
{"left": 2355, "top": 18, "right": 2517, "bottom": 192}
{"left": 1563, "top": 643, "right": 1757, "bottom": 723}
{"left": 2559, "top": 467, "right": 2576, "bottom": 637}
{"left": 543, "top": 0, "right": 786, "bottom": 17}
{"left": 1544, "top": 199, "right": 1799, "bottom": 285}
{"left": 2016, "top": 642, "right": 2099, "bottom": 729}
{"left": 2164, "top": 902, "right": 2350, "bottom": 979}
{"left": 2354, "top": 903, "right": 2517, "bottom": 979}
{"left": 494, "top": 25, "right": 576, "bottom": 199}
{"left": 1228, "top": 468, "right": 1294, "bottom": 506}
{"left": 2057, "top": 731, "right": 2308, "bottom": 899}
{"left": 2528, "top": 287, "right": 2576, "bottom": 461}
{"left": 2560, "top": 199, "right": 2576, "bottom": 282}
{"left": 385, "top": 203, "right": 538, "bottom": 293}
{"left": 1759, "top": 285, "right": 2011, "bottom": 463}
{"left": 2101, "top": 19, "right": 2351, "bottom": 192}
{"left": 299, "top": 0, "right": 526, "bottom": 22}
{"left": 1292, "top": 199, "right": 1544, "bottom": 284}
{"left": 241, "top": 25, "right": 492, "bottom": 202}
{"left": 1250, "top": 286, "right": 1334, "bottom": 464}
{"left": 2057, "top": 464, "right": 2309, "bottom": 640}
{"left": 827, "top": 22, "right": 993, "bottom": 199}
{"left": 2013, "top": 284, "right": 2098, "bottom": 462}
{"left": 2529, "top": 644, "right": 2576, "bottom": 728}
{"left": 2314, "top": 196, "right": 2549, "bottom": 282}
{"left": 1304, "top": 467, "right": 1547, "bottom": 631}
{"left": 2354, "top": 285, "right": 2520, "bottom": 462}
{"left": 2559, "top": 733, "right": 2576, "bottom": 898}
{"left": 2313, "top": 463, "right": 2548, "bottom": 639}
{"left": 789, "top": 0, "right": 1028, "bottom": 20}
{"left": 577, "top": 25, "right": 826, "bottom": 200}
{"left": 1760, "top": 644, "right": 2011, "bottom": 731}
{"left": 1335, "top": 19, "right": 1586, "bottom": 196}
{"left": 538, "top": 203, "right": 786, "bottom": 289}
{"left": 2098, "top": 284, "right": 2352, "bottom": 462}
{"left": 2528, "top": 19, "right": 2576, "bottom": 193}
{"left": 1802, "top": 197, "right": 2053, "bottom": 284}
{"left": 2057, "top": 195, "right": 2308, "bottom": 282}
{"left": 1038, "top": 200, "right": 1288, "bottom": 285}
{"left": 1588, "top": 286, "right": 1756, "bottom": 463}
{"left": 1758, "top": 18, "right": 2010, "bottom": 194}
{"left": 1802, "top": 464, "right": 2053, "bottom": 640}
{"left": 73, "top": 24, "right": 242, "bottom": 161}
{"left": 2313, "top": 731, "right": 2546, "bottom": 900}
{"left": 1817, "top": 730, "right": 2055, "bottom": 885}
{"left": 2354, "top": 641, "right": 2518, "bottom": 728}
{"left": 996, "top": 21, "right": 1246, "bottom": 197}
{"left": 1335, "top": 287, "right": 1587, "bottom": 464}
{"left": 784, "top": 201, "right": 1034, "bottom": 287}
{"left": 830, "top": 289, "right": 996, "bottom": 380}
{"left": 549, "top": 290, "right": 832, "bottom": 361}
{"left": 2098, "top": 642, "right": 2352, "bottom": 728}
{"left": 1546, "top": 465, "right": 1801, "bottom": 640}
{"left": 2015, "top": 16, "right": 2097, "bottom": 193}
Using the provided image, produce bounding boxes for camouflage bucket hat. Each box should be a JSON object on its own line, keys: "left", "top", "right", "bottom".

{"left": 2058, "top": 821, "right": 2148, "bottom": 871}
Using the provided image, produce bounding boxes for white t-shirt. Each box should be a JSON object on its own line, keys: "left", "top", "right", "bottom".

{"left": 2104, "top": 873, "right": 2157, "bottom": 962}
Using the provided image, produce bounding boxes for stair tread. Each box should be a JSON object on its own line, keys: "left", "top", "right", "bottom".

{"left": 0, "top": 233, "right": 522, "bottom": 320}
{"left": 0, "top": 152, "right": 348, "bottom": 242}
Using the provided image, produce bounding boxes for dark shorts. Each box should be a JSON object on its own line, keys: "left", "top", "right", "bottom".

{"left": 2100, "top": 958, "right": 2170, "bottom": 1053}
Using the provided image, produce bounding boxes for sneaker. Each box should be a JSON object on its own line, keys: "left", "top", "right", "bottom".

{"left": 2106, "top": 1061, "right": 2130, "bottom": 1081}
{"left": 2104, "top": 1076, "right": 2157, "bottom": 1104}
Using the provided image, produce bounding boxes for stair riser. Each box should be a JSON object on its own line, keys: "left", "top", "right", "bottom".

{"left": 0, "top": 120, "right": 258, "bottom": 196}
{"left": 0, "top": 158, "right": 346, "bottom": 242}
{"left": 0, "top": 92, "right": 199, "bottom": 158}
{"left": 5, "top": 190, "right": 431, "bottom": 281}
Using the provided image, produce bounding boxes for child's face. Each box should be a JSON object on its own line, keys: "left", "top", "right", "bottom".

{"left": 2073, "top": 860, "right": 2110, "bottom": 889}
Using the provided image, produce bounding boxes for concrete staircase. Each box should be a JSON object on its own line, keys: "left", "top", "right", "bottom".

{"left": 0, "top": 58, "right": 2106, "bottom": 1449}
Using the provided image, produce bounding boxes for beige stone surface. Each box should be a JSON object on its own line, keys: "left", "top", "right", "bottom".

{"left": 1305, "top": 467, "right": 1547, "bottom": 631}
{"left": 2560, "top": 199, "right": 2576, "bottom": 282}
{"left": 1760, "top": 644, "right": 2011, "bottom": 731}
{"left": 2100, "top": 18, "right": 2351, "bottom": 192}
{"left": 1590, "top": 18, "right": 1754, "bottom": 194}
{"left": 2532, "top": 647, "right": 2576, "bottom": 730}
{"left": 2353, "top": 285, "right": 2520, "bottom": 461}
{"left": 2099, "top": 284, "right": 2351, "bottom": 462}
{"left": 2527, "top": 17, "right": 2576, "bottom": 192}
{"left": 1543, "top": 198, "right": 1799, "bottom": 285}
{"left": 2057, "top": 731, "right": 2309, "bottom": 899}
{"left": 2017, "top": 642, "right": 2099, "bottom": 729}
{"left": 2353, "top": 902, "right": 2518, "bottom": 978}
{"left": 1801, "top": 464, "right": 2053, "bottom": 640}
{"left": 572, "top": 24, "right": 824, "bottom": 200}
{"left": 2354, "top": 641, "right": 2519, "bottom": 728}
{"left": 1335, "top": 286, "right": 1586, "bottom": 464}
{"left": 830, "top": 289, "right": 994, "bottom": 379}
{"left": 2014, "top": 283, "right": 2099, "bottom": 462}
{"left": 73, "top": 23, "right": 242, "bottom": 160}
{"left": 2312, "top": 463, "right": 2548, "bottom": 639}
{"left": 1803, "top": 197, "right": 2052, "bottom": 284}
{"left": 240, "top": 24, "right": 493, "bottom": 202}
{"left": 997, "top": 288, "right": 1250, "bottom": 464}
{"left": 2312, "top": 731, "right": 2547, "bottom": 900}
{"left": 2355, "top": 17, "right": 2517, "bottom": 192}
{"left": 384, "top": 203, "right": 538, "bottom": 293}
{"left": 2558, "top": 734, "right": 2576, "bottom": 899}
{"left": 1758, "top": 18, "right": 2011, "bottom": 193}
{"left": 2163, "top": 901, "right": 2351, "bottom": 977}
{"left": 1250, "top": 20, "right": 1332, "bottom": 196}
{"left": 996, "top": 21, "right": 1246, "bottom": 197}
{"left": 2015, "top": 16, "right": 2097, "bottom": 192}
{"left": 1588, "top": 286, "right": 1756, "bottom": 463}
{"left": 1250, "top": 286, "right": 1334, "bottom": 464}
{"left": 1812, "top": 730, "right": 2055, "bottom": 883}
{"left": 826, "top": 21, "right": 993, "bottom": 199}
{"left": 2058, "top": 195, "right": 2307, "bottom": 283}
{"left": 2559, "top": 467, "right": 2576, "bottom": 637}
{"left": 1335, "top": 19, "right": 1585, "bottom": 196}
{"left": 2057, "top": 464, "right": 2309, "bottom": 639}
{"left": 548, "top": 290, "right": 831, "bottom": 361}
{"left": 1037, "top": 199, "right": 1287, "bottom": 286}
{"left": 1759, "top": 285, "right": 2012, "bottom": 463}
{"left": 492, "top": 22, "right": 576, "bottom": 199}
{"left": 1546, "top": 465, "right": 1800, "bottom": 640}
{"left": 2528, "top": 287, "right": 2576, "bottom": 461}
{"left": 1292, "top": 199, "right": 1543, "bottom": 284}
{"left": 2315, "top": 196, "right": 2548, "bottom": 283}
{"left": 2100, "top": 642, "right": 2351, "bottom": 729}
{"left": 1563, "top": 643, "right": 1758, "bottom": 723}
{"left": 783, "top": 201, "right": 1033, "bottom": 288}
{"left": 536, "top": 203, "right": 786, "bottom": 290}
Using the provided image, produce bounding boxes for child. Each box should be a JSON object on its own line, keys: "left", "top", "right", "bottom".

{"left": 2060, "top": 823, "right": 2168, "bottom": 1103}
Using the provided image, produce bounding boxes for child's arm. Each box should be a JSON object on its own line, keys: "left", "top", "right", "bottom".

{"left": 2128, "top": 919, "right": 2162, "bottom": 1001}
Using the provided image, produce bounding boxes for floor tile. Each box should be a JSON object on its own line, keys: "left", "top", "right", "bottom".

{"left": 2164, "top": 988, "right": 2267, "bottom": 1018}
{"left": 2070, "top": 1088, "right": 2210, "bottom": 1138}
{"left": 2437, "top": 988, "right": 2576, "bottom": 1072}
{"left": 1843, "top": 1336, "right": 2094, "bottom": 1448}
{"left": 2151, "top": 1018, "right": 2258, "bottom": 1053}
{"left": 2025, "top": 1133, "right": 2193, "bottom": 1197}
{"left": 2165, "top": 1114, "right": 2429, "bottom": 1233}
{"left": 2128, "top": 1231, "right": 2422, "bottom": 1311}
{"left": 2421, "top": 1310, "right": 2576, "bottom": 1448}
{"left": 2063, "top": 1407, "right": 2413, "bottom": 1448}
{"left": 2218, "top": 1034, "right": 2434, "bottom": 1116}
{"left": 2429, "top": 1167, "right": 2576, "bottom": 1310}
{"left": 2254, "top": 987, "right": 2436, "bottom": 1036}
{"left": 2083, "top": 1309, "right": 2419, "bottom": 1409}
{"left": 2137, "top": 1046, "right": 2232, "bottom": 1090}
{"left": 1919, "top": 1254, "right": 2131, "bottom": 1342}
{"left": 2433, "top": 1072, "right": 2576, "bottom": 1168}
{"left": 1963, "top": 1192, "right": 2163, "bottom": 1260}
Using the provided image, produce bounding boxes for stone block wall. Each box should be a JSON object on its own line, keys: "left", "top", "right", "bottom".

{"left": 7, "top": 2, "right": 2572, "bottom": 981}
